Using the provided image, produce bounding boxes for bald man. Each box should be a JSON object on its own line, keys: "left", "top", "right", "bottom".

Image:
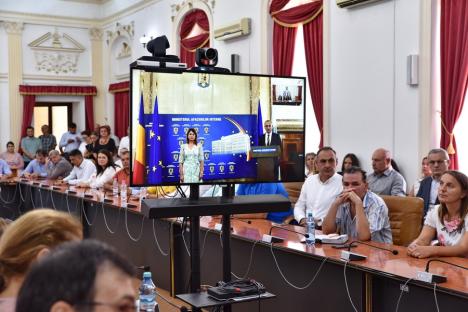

{"left": 367, "top": 148, "right": 406, "bottom": 196}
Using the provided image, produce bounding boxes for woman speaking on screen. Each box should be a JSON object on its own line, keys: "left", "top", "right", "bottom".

{"left": 179, "top": 128, "right": 204, "bottom": 183}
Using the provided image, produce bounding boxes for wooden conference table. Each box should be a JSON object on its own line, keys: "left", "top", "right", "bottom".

{"left": 0, "top": 178, "right": 466, "bottom": 312}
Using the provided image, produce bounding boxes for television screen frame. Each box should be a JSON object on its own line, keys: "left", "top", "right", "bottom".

{"left": 129, "top": 65, "right": 307, "bottom": 187}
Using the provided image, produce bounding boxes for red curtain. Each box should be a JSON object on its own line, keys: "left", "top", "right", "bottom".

{"left": 20, "top": 95, "right": 35, "bottom": 138}
{"left": 109, "top": 81, "right": 130, "bottom": 138}
{"left": 84, "top": 95, "right": 94, "bottom": 131}
{"left": 179, "top": 9, "right": 210, "bottom": 68}
{"left": 440, "top": 0, "right": 468, "bottom": 170}
{"left": 19, "top": 84, "right": 97, "bottom": 132}
{"left": 270, "top": 0, "right": 323, "bottom": 147}
{"left": 19, "top": 85, "right": 97, "bottom": 96}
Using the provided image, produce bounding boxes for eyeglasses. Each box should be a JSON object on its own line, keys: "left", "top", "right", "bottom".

{"left": 77, "top": 301, "right": 136, "bottom": 312}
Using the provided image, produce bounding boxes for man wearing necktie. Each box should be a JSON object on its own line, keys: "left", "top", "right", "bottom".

{"left": 260, "top": 120, "right": 282, "bottom": 179}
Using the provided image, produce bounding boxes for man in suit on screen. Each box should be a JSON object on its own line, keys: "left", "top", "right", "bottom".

{"left": 260, "top": 120, "right": 282, "bottom": 180}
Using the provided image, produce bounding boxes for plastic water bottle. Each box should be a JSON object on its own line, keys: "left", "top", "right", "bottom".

{"left": 112, "top": 178, "right": 119, "bottom": 197}
{"left": 120, "top": 181, "right": 127, "bottom": 207}
{"left": 305, "top": 212, "right": 315, "bottom": 246}
{"left": 139, "top": 271, "right": 158, "bottom": 311}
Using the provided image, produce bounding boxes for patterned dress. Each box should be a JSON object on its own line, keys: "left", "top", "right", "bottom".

{"left": 179, "top": 144, "right": 204, "bottom": 183}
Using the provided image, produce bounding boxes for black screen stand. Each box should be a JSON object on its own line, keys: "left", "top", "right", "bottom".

{"left": 141, "top": 184, "right": 289, "bottom": 311}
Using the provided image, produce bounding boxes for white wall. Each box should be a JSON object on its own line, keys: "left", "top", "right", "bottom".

{"left": 327, "top": 0, "right": 422, "bottom": 189}
{"left": 211, "top": 0, "right": 264, "bottom": 74}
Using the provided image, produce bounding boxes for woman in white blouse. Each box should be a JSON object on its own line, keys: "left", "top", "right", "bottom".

{"left": 78, "top": 149, "right": 116, "bottom": 189}
{"left": 408, "top": 170, "right": 468, "bottom": 258}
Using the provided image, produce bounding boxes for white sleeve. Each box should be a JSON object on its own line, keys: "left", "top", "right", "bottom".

{"left": 424, "top": 205, "right": 438, "bottom": 228}
{"left": 59, "top": 133, "right": 68, "bottom": 148}
{"left": 91, "top": 167, "right": 116, "bottom": 188}
{"left": 82, "top": 161, "right": 97, "bottom": 182}
{"left": 294, "top": 181, "right": 308, "bottom": 222}
{"left": 63, "top": 167, "right": 77, "bottom": 182}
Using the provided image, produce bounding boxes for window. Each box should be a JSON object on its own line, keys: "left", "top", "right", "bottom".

{"left": 33, "top": 103, "right": 72, "bottom": 145}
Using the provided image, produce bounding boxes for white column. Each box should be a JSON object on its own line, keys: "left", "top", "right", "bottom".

{"left": 89, "top": 27, "right": 105, "bottom": 127}
{"left": 4, "top": 21, "right": 24, "bottom": 146}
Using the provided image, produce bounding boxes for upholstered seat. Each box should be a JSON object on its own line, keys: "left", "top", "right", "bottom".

{"left": 380, "top": 195, "right": 424, "bottom": 246}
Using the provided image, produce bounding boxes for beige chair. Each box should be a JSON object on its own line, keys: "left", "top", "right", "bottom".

{"left": 380, "top": 195, "right": 424, "bottom": 246}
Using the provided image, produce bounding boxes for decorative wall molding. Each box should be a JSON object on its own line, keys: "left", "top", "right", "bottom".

{"left": 106, "top": 21, "right": 134, "bottom": 45}
{"left": 28, "top": 29, "right": 86, "bottom": 74}
{"left": 114, "top": 72, "right": 130, "bottom": 81}
{"left": 22, "top": 74, "right": 92, "bottom": 82}
{"left": 170, "top": 0, "right": 216, "bottom": 22}
{"left": 89, "top": 27, "right": 104, "bottom": 41}
{"left": 3, "top": 21, "right": 24, "bottom": 35}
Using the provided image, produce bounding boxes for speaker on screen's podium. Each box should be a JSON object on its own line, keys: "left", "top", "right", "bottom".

{"left": 251, "top": 145, "right": 280, "bottom": 181}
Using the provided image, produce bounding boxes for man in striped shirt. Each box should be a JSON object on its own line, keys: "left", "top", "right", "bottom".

{"left": 322, "top": 166, "right": 393, "bottom": 244}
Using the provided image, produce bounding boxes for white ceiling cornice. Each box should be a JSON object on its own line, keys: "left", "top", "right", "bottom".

{"left": 0, "top": 0, "right": 161, "bottom": 29}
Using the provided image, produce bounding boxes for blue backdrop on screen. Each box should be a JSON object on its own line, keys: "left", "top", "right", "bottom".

{"left": 144, "top": 113, "right": 260, "bottom": 184}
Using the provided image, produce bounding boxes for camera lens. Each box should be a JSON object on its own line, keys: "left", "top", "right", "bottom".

{"left": 205, "top": 48, "right": 218, "bottom": 60}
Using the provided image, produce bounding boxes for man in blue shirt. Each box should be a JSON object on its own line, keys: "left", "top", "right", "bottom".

{"left": 0, "top": 159, "right": 13, "bottom": 180}
{"left": 22, "top": 149, "right": 48, "bottom": 179}
{"left": 236, "top": 183, "right": 292, "bottom": 223}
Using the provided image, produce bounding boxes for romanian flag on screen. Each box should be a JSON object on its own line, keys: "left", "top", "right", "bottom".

{"left": 133, "top": 94, "right": 146, "bottom": 184}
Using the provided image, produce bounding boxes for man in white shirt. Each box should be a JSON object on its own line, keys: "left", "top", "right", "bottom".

{"left": 294, "top": 146, "right": 343, "bottom": 226}
{"left": 59, "top": 149, "right": 96, "bottom": 185}
{"left": 118, "top": 127, "right": 130, "bottom": 156}
{"left": 59, "top": 123, "right": 81, "bottom": 157}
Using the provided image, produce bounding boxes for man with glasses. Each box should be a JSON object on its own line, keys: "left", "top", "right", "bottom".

{"left": 294, "top": 146, "right": 343, "bottom": 227}
{"left": 416, "top": 148, "right": 450, "bottom": 216}
{"left": 16, "top": 239, "right": 137, "bottom": 312}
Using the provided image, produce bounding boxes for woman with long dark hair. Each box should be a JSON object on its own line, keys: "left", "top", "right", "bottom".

{"left": 338, "top": 153, "right": 360, "bottom": 175}
{"left": 179, "top": 128, "right": 204, "bottom": 183}
{"left": 78, "top": 149, "right": 117, "bottom": 188}
{"left": 408, "top": 170, "right": 468, "bottom": 258}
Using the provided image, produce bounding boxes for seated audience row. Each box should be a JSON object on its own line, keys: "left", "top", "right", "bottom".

{"left": 0, "top": 210, "right": 82, "bottom": 312}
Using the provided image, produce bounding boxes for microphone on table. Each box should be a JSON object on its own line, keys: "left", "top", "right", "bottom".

{"left": 263, "top": 225, "right": 309, "bottom": 243}
{"left": 417, "top": 259, "right": 468, "bottom": 284}
{"left": 341, "top": 240, "right": 398, "bottom": 261}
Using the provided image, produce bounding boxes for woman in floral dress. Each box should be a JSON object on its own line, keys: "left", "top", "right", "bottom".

{"left": 179, "top": 128, "right": 204, "bottom": 183}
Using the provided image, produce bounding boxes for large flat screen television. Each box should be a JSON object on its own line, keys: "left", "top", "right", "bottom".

{"left": 130, "top": 66, "right": 306, "bottom": 186}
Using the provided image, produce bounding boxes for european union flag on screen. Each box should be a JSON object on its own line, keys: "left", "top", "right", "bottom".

{"left": 147, "top": 96, "right": 162, "bottom": 184}
{"left": 256, "top": 100, "right": 263, "bottom": 145}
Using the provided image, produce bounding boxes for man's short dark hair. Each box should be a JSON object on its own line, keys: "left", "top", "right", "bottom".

{"left": 35, "top": 149, "right": 48, "bottom": 158}
{"left": 81, "top": 130, "right": 91, "bottom": 136}
{"left": 343, "top": 166, "right": 367, "bottom": 182}
{"left": 26, "top": 126, "right": 34, "bottom": 131}
{"left": 69, "top": 122, "right": 77, "bottom": 129}
{"left": 16, "top": 239, "right": 135, "bottom": 312}
{"left": 68, "top": 149, "right": 83, "bottom": 158}
{"left": 316, "top": 146, "right": 337, "bottom": 158}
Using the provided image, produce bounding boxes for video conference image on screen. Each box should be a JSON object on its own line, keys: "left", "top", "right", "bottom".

{"left": 130, "top": 68, "right": 305, "bottom": 186}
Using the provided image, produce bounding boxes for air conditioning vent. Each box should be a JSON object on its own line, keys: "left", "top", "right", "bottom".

{"left": 336, "top": 0, "right": 383, "bottom": 8}
{"left": 214, "top": 18, "right": 251, "bottom": 41}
